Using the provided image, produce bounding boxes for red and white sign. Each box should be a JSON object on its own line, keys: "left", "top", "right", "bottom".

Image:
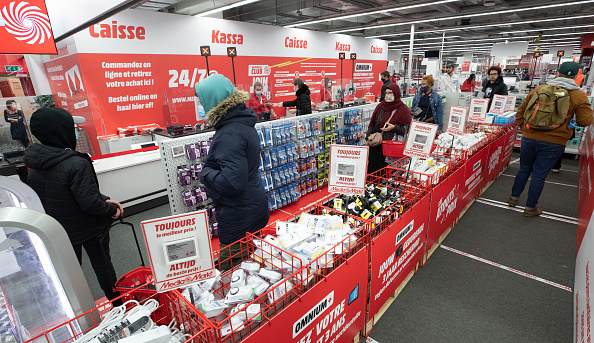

{"left": 141, "top": 211, "right": 215, "bottom": 293}
{"left": 468, "top": 98, "right": 490, "bottom": 122}
{"left": 447, "top": 106, "right": 468, "bottom": 135}
{"left": 499, "top": 125, "right": 517, "bottom": 170}
{"left": 404, "top": 122, "right": 438, "bottom": 158}
{"left": 328, "top": 145, "right": 369, "bottom": 195}
{"left": 0, "top": 0, "right": 57, "bottom": 54}
{"left": 244, "top": 247, "right": 368, "bottom": 343}
{"left": 460, "top": 145, "right": 489, "bottom": 208}
{"left": 368, "top": 194, "right": 429, "bottom": 319}
{"left": 504, "top": 95, "right": 517, "bottom": 112}
{"left": 461, "top": 61, "right": 470, "bottom": 72}
{"left": 428, "top": 167, "right": 464, "bottom": 249}
{"left": 485, "top": 134, "right": 505, "bottom": 182}
{"left": 490, "top": 94, "right": 507, "bottom": 115}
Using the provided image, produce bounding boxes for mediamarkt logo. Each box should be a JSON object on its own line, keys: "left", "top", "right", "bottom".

{"left": 248, "top": 65, "right": 271, "bottom": 76}
{"left": 293, "top": 291, "right": 334, "bottom": 338}
{"left": 0, "top": 1, "right": 52, "bottom": 44}
{"left": 212, "top": 30, "right": 244, "bottom": 44}
{"left": 159, "top": 270, "right": 215, "bottom": 290}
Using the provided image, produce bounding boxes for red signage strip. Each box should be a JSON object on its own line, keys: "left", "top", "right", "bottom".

{"left": 91, "top": 145, "right": 159, "bottom": 160}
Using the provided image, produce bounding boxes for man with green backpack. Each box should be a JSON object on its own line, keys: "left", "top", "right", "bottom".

{"left": 508, "top": 62, "right": 593, "bottom": 217}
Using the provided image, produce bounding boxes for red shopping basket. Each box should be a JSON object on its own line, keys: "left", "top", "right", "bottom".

{"left": 382, "top": 140, "right": 405, "bottom": 158}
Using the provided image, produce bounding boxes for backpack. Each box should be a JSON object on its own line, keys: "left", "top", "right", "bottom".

{"left": 523, "top": 84, "right": 571, "bottom": 131}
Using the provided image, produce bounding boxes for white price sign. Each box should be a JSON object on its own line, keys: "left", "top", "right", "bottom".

{"left": 141, "top": 211, "right": 215, "bottom": 293}
{"left": 447, "top": 106, "right": 468, "bottom": 135}
{"left": 504, "top": 95, "right": 517, "bottom": 112}
{"left": 328, "top": 144, "right": 369, "bottom": 195}
{"left": 404, "top": 121, "right": 439, "bottom": 158}
{"left": 490, "top": 95, "right": 507, "bottom": 115}
{"left": 468, "top": 98, "right": 490, "bottom": 122}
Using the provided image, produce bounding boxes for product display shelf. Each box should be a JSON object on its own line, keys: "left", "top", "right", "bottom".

{"left": 26, "top": 270, "right": 218, "bottom": 343}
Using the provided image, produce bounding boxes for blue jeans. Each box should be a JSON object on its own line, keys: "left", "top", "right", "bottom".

{"left": 511, "top": 138, "right": 565, "bottom": 209}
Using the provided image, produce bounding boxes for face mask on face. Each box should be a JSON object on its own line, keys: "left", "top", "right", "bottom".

{"left": 327, "top": 83, "right": 332, "bottom": 87}
{"left": 255, "top": 90, "right": 262, "bottom": 95}
{"left": 385, "top": 94, "right": 395, "bottom": 102}
{"left": 198, "top": 105, "right": 206, "bottom": 121}
{"left": 294, "top": 86, "right": 298, "bottom": 92}
{"left": 420, "top": 86, "right": 429, "bottom": 93}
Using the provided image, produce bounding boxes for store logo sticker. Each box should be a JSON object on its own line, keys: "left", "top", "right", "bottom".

{"left": 64, "top": 65, "right": 84, "bottom": 96}
{"left": 293, "top": 291, "right": 334, "bottom": 338}
{"left": 248, "top": 65, "right": 271, "bottom": 76}
{"left": 1, "top": 1, "right": 52, "bottom": 45}
{"left": 355, "top": 63, "right": 372, "bottom": 71}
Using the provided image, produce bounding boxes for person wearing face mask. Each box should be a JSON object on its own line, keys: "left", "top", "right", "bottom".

{"left": 482, "top": 66, "right": 508, "bottom": 111}
{"left": 411, "top": 75, "right": 444, "bottom": 131}
{"left": 379, "top": 71, "right": 393, "bottom": 102}
{"left": 24, "top": 107, "right": 124, "bottom": 302}
{"left": 321, "top": 77, "right": 333, "bottom": 103}
{"left": 247, "top": 81, "right": 274, "bottom": 121}
{"left": 277, "top": 78, "right": 312, "bottom": 116}
{"left": 195, "top": 75, "right": 269, "bottom": 271}
{"left": 438, "top": 63, "right": 459, "bottom": 93}
{"left": 4, "top": 100, "right": 29, "bottom": 148}
{"left": 366, "top": 83, "right": 411, "bottom": 174}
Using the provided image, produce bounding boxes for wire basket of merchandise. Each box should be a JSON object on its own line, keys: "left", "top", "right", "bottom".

{"left": 379, "top": 154, "right": 455, "bottom": 187}
{"left": 433, "top": 131, "right": 488, "bottom": 157}
{"left": 25, "top": 271, "right": 218, "bottom": 343}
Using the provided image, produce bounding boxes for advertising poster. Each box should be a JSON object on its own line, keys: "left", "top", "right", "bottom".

{"left": 328, "top": 144, "right": 369, "bottom": 195}
{"left": 427, "top": 167, "right": 465, "bottom": 250}
{"left": 244, "top": 247, "right": 368, "bottom": 343}
{"left": 461, "top": 145, "right": 489, "bottom": 209}
{"left": 447, "top": 106, "right": 468, "bottom": 135}
{"left": 141, "top": 211, "right": 215, "bottom": 293}
{"left": 485, "top": 134, "right": 505, "bottom": 182}
{"left": 504, "top": 95, "right": 517, "bottom": 112}
{"left": 404, "top": 122, "right": 438, "bottom": 158}
{"left": 468, "top": 98, "right": 490, "bottom": 122}
{"left": 42, "top": 10, "right": 388, "bottom": 155}
{"left": 368, "top": 194, "right": 429, "bottom": 319}
{"left": 0, "top": 0, "right": 57, "bottom": 54}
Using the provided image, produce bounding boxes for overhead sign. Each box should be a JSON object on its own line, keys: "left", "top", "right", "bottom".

{"left": 328, "top": 144, "right": 369, "bottom": 195}
{"left": 404, "top": 122, "right": 438, "bottom": 158}
{"left": 447, "top": 106, "right": 468, "bottom": 135}
{"left": 141, "top": 211, "right": 215, "bottom": 293}
{"left": 0, "top": 0, "right": 57, "bottom": 54}
{"left": 461, "top": 61, "right": 470, "bottom": 72}
{"left": 468, "top": 98, "right": 490, "bottom": 122}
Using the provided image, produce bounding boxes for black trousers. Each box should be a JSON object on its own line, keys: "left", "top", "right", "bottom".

{"left": 72, "top": 233, "right": 119, "bottom": 300}
{"left": 368, "top": 145, "right": 387, "bottom": 175}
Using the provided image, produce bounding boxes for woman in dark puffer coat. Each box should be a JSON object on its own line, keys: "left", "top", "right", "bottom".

{"left": 196, "top": 74, "right": 269, "bottom": 271}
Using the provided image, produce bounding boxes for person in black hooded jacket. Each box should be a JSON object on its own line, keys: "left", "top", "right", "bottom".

{"left": 278, "top": 78, "right": 312, "bottom": 115}
{"left": 195, "top": 74, "right": 269, "bottom": 271}
{"left": 24, "top": 107, "right": 123, "bottom": 301}
{"left": 482, "top": 66, "right": 508, "bottom": 110}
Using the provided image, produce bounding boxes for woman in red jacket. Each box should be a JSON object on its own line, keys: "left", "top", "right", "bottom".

{"left": 460, "top": 73, "right": 476, "bottom": 93}
{"left": 247, "top": 81, "right": 274, "bottom": 120}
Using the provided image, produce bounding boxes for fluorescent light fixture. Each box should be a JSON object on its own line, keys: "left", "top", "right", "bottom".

{"left": 330, "top": 0, "right": 594, "bottom": 33}
{"left": 390, "top": 36, "right": 460, "bottom": 43}
{"left": 365, "top": 13, "right": 594, "bottom": 38}
{"left": 285, "top": 0, "right": 461, "bottom": 28}
{"left": 391, "top": 34, "right": 586, "bottom": 48}
{"left": 194, "top": 0, "right": 259, "bottom": 17}
{"left": 390, "top": 42, "right": 497, "bottom": 49}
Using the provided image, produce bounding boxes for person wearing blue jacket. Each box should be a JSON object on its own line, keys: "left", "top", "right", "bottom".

{"left": 196, "top": 75, "right": 269, "bottom": 271}
{"left": 411, "top": 75, "right": 444, "bottom": 131}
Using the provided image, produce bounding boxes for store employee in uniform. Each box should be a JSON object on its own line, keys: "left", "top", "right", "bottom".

{"left": 248, "top": 81, "right": 274, "bottom": 121}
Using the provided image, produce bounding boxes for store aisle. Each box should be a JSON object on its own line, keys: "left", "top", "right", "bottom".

{"left": 369, "top": 152, "right": 577, "bottom": 343}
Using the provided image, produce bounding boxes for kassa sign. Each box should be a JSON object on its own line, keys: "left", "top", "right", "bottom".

{"left": 0, "top": 0, "right": 57, "bottom": 54}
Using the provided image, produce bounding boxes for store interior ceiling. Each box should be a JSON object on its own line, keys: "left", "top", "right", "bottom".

{"left": 130, "top": 0, "right": 594, "bottom": 57}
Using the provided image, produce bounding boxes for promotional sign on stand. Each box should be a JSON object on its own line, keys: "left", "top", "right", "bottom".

{"left": 490, "top": 95, "right": 508, "bottom": 115}
{"left": 468, "top": 98, "right": 490, "bottom": 123}
{"left": 447, "top": 106, "right": 468, "bottom": 135}
{"left": 404, "top": 122, "right": 439, "bottom": 158}
{"left": 368, "top": 193, "right": 429, "bottom": 319}
{"left": 328, "top": 144, "right": 369, "bottom": 195}
{"left": 504, "top": 95, "right": 517, "bottom": 112}
{"left": 141, "top": 211, "right": 215, "bottom": 293}
{"left": 461, "top": 145, "right": 490, "bottom": 209}
{"left": 427, "top": 167, "right": 465, "bottom": 250}
{"left": 243, "top": 248, "right": 369, "bottom": 343}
